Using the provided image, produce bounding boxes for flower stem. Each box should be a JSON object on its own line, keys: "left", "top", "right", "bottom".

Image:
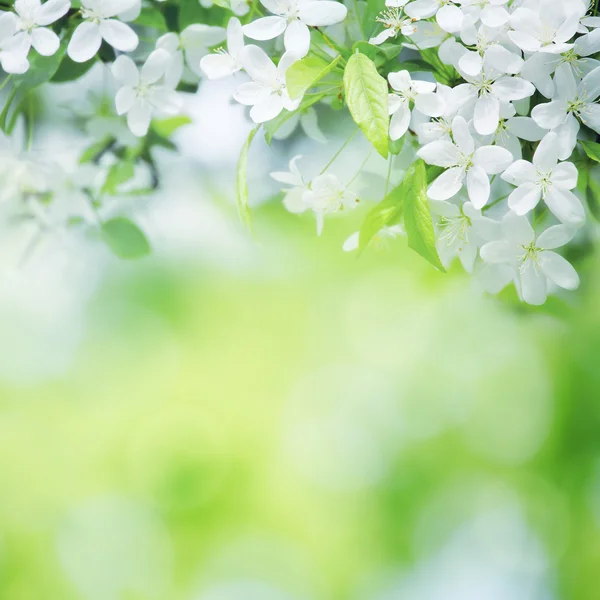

{"left": 320, "top": 128, "right": 359, "bottom": 175}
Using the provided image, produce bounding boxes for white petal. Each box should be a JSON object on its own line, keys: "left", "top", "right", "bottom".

{"left": 200, "top": 52, "right": 238, "bottom": 79}
{"left": 437, "top": 4, "right": 463, "bottom": 33}
{"left": 298, "top": 1, "right": 348, "bottom": 26}
{"left": 520, "top": 263, "right": 547, "bottom": 306}
{"left": 414, "top": 92, "right": 444, "bottom": 118}
{"left": 389, "top": 103, "right": 411, "bottom": 140}
{"left": 67, "top": 21, "right": 102, "bottom": 63}
{"left": 111, "top": 54, "right": 140, "bottom": 86}
{"left": 473, "top": 146, "right": 513, "bottom": 174}
{"left": 531, "top": 101, "right": 568, "bottom": 130}
{"left": 249, "top": 94, "right": 284, "bottom": 123}
{"left": 551, "top": 162, "right": 578, "bottom": 190}
{"left": 283, "top": 19, "right": 310, "bottom": 56}
{"left": 427, "top": 166, "right": 465, "bottom": 200}
{"left": 508, "top": 182, "right": 541, "bottom": 215}
{"left": 452, "top": 116, "right": 474, "bottom": 155}
{"left": 537, "top": 225, "right": 575, "bottom": 249}
{"left": 141, "top": 49, "right": 171, "bottom": 83}
{"left": 99, "top": 19, "right": 139, "bottom": 53}
{"left": 533, "top": 132, "right": 559, "bottom": 172}
{"left": 30, "top": 27, "right": 59, "bottom": 56}
{"left": 115, "top": 86, "right": 136, "bottom": 115}
{"left": 36, "top": 0, "right": 70, "bottom": 26}
{"left": 544, "top": 188, "right": 585, "bottom": 225}
{"left": 417, "top": 140, "right": 461, "bottom": 167}
{"left": 501, "top": 160, "right": 536, "bottom": 186}
{"left": 243, "top": 16, "right": 287, "bottom": 40}
{"left": 466, "top": 165, "right": 490, "bottom": 208}
{"left": 480, "top": 240, "right": 513, "bottom": 264}
{"left": 539, "top": 251, "right": 579, "bottom": 290}
{"left": 127, "top": 101, "right": 152, "bottom": 137}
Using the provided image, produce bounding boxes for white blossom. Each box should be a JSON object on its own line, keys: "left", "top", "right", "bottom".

{"left": 68, "top": 0, "right": 139, "bottom": 63}
{"left": 481, "top": 211, "right": 579, "bottom": 305}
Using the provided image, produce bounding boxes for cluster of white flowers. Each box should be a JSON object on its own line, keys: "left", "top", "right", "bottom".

{"left": 0, "top": 0, "right": 599, "bottom": 304}
{"left": 207, "top": 0, "right": 597, "bottom": 306}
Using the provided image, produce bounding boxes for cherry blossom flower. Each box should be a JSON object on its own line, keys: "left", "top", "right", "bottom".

{"left": 242, "top": 0, "right": 348, "bottom": 58}
{"left": 12, "top": 0, "right": 70, "bottom": 58}
{"left": 111, "top": 49, "right": 182, "bottom": 137}
{"left": 68, "top": 0, "right": 139, "bottom": 63}
{"left": 501, "top": 132, "right": 584, "bottom": 225}
{"left": 481, "top": 211, "right": 579, "bottom": 305}
{"left": 417, "top": 116, "right": 513, "bottom": 207}
{"left": 233, "top": 46, "right": 302, "bottom": 124}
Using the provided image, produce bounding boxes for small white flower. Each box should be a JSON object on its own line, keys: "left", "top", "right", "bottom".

{"left": 404, "top": 0, "right": 464, "bottom": 33}
{"left": 112, "top": 49, "right": 182, "bottom": 137}
{"left": 501, "top": 132, "right": 584, "bottom": 225}
{"left": 242, "top": 0, "right": 348, "bottom": 57}
{"left": 0, "top": 12, "right": 30, "bottom": 74}
{"left": 481, "top": 211, "right": 579, "bottom": 305}
{"left": 531, "top": 64, "right": 600, "bottom": 159}
{"left": 200, "top": 17, "right": 244, "bottom": 80}
{"left": 271, "top": 156, "right": 357, "bottom": 235}
{"left": 430, "top": 199, "right": 499, "bottom": 272}
{"left": 12, "top": 0, "right": 70, "bottom": 58}
{"left": 369, "top": 6, "right": 418, "bottom": 45}
{"left": 508, "top": 1, "right": 586, "bottom": 55}
{"left": 68, "top": 0, "right": 139, "bottom": 63}
{"left": 387, "top": 70, "right": 445, "bottom": 141}
{"left": 454, "top": 57, "right": 535, "bottom": 136}
{"left": 234, "top": 45, "right": 302, "bottom": 124}
{"left": 157, "top": 24, "right": 227, "bottom": 84}
{"left": 417, "top": 115, "right": 513, "bottom": 207}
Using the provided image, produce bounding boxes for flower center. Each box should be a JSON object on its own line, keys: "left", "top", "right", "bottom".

{"left": 518, "top": 241, "right": 543, "bottom": 273}
{"left": 439, "top": 213, "right": 471, "bottom": 247}
{"left": 377, "top": 9, "right": 417, "bottom": 34}
{"left": 81, "top": 9, "right": 103, "bottom": 23}
{"left": 536, "top": 170, "right": 553, "bottom": 195}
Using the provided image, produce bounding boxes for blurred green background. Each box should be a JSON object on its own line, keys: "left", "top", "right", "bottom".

{"left": 2, "top": 178, "right": 600, "bottom": 599}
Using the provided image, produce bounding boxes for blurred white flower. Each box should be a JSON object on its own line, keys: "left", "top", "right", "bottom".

{"left": 112, "top": 50, "right": 182, "bottom": 137}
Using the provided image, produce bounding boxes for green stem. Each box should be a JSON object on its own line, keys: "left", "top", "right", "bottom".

{"left": 320, "top": 128, "right": 359, "bottom": 174}
{"left": 0, "top": 86, "right": 17, "bottom": 133}
{"left": 0, "top": 74, "right": 12, "bottom": 93}
{"left": 314, "top": 28, "right": 348, "bottom": 60}
{"left": 384, "top": 153, "right": 394, "bottom": 196}
{"left": 346, "top": 148, "right": 374, "bottom": 189}
{"left": 482, "top": 193, "right": 509, "bottom": 213}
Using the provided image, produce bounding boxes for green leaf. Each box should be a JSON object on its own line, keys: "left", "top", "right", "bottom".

{"left": 286, "top": 55, "right": 341, "bottom": 100}
{"left": 79, "top": 137, "right": 115, "bottom": 164}
{"left": 389, "top": 135, "right": 405, "bottom": 155}
{"left": 136, "top": 7, "right": 168, "bottom": 30}
{"left": 152, "top": 116, "right": 192, "bottom": 138}
{"left": 581, "top": 141, "right": 600, "bottom": 163}
{"left": 101, "top": 218, "right": 151, "bottom": 260}
{"left": 343, "top": 52, "right": 389, "bottom": 158}
{"left": 102, "top": 161, "right": 136, "bottom": 195}
{"left": 263, "top": 94, "right": 327, "bottom": 144}
{"left": 236, "top": 126, "right": 260, "bottom": 231}
{"left": 52, "top": 55, "right": 96, "bottom": 83}
{"left": 14, "top": 46, "right": 67, "bottom": 92}
{"left": 358, "top": 180, "right": 405, "bottom": 251}
{"left": 363, "top": 0, "right": 386, "bottom": 37}
{"left": 403, "top": 159, "right": 446, "bottom": 272}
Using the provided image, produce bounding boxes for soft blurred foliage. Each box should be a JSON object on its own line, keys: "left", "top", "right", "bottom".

{"left": 1, "top": 73, "right": 600, "bottom": 600}
{"left": 2, "top": 196, "right": 600, "bottom": 600}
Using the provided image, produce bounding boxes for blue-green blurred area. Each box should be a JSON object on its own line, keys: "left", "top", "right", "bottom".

{"left": 2, "top": 196, "right": 600, "bottom": 600}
